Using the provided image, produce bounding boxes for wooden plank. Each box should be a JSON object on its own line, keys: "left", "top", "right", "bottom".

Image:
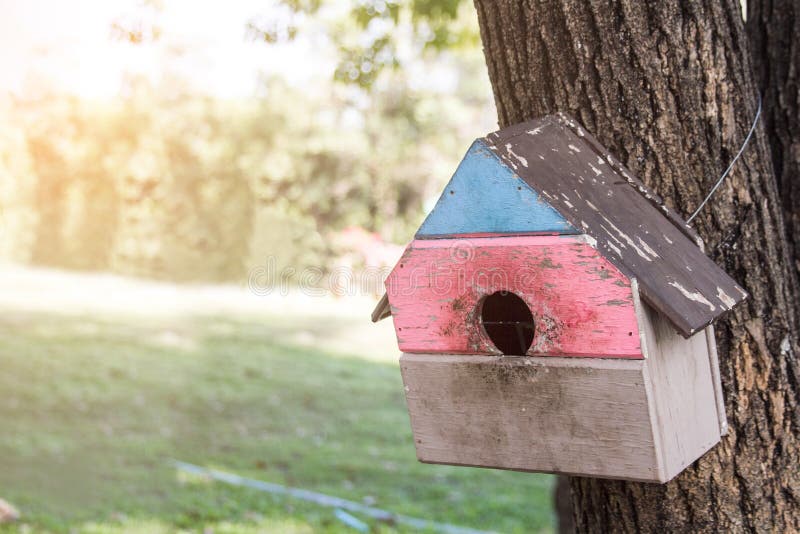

{"left": 415, "top": 140, "right": 577, "bottom": 238}
{"left": 485, "top": 116, "right": 747, "bottom": 337}
{"left": 635, "top": 300, "right": 723, "bottom": 481}
{"left": 400, "top": 353, "right": 662, "bottom": 482}
{"left": 371, "top": 293, "right": 391, "bottom": 323}
{"left": 386, "top": 235, "right": 643, "bottom": 358}
{"left": 552, "top": 113, "right": 702, "bottom": 246}
{"left": 705, "top": 325, "right": 729, "bottom": 436}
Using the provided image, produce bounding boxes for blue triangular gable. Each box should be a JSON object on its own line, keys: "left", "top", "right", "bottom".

{"left": 416, "top": 140, "right": 577, "bottom": 238}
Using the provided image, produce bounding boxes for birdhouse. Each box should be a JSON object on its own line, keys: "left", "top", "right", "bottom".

{"left": 372, "top": 114, "right": 747, "bottom": 483}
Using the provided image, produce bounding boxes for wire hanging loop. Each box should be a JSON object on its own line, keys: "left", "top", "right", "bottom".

{"left": 686, "top": 94, "right": 762, "bottom": 224}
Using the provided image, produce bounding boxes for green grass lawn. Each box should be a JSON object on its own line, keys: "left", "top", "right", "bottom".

{"left": 0, "top": 308, "right": 554, "bottom": 533}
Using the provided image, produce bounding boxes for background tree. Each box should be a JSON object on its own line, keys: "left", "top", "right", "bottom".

{"left": 0, "top": 2, "right": 495, "bottom": 283}
{"left": 473, "top": 0, "right": 800, "bottom": 531}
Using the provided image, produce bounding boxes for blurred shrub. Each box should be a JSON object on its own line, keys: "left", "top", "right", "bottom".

{"left": 0, "top": 59, "right": 492, "bottom": 283}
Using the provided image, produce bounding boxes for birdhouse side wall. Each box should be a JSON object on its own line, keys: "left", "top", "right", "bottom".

{"left": 385, "top": 234, "right": 643, "bottom": 358}
{"left": 637, "top": 300, "right": 728, "bottom": 480}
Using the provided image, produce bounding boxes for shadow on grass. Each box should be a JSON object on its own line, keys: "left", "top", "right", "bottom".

{"left": 0, "top": 312, "right": 554, "bottom": 533}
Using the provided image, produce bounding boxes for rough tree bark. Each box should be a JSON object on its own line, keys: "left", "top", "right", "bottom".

{"left": 747, "top": 0, "right": 800, "bottom": 279}
{"left": 553, "top": 475, "right": 576, "bottom": 533}
{"left": 473, "top": 1, "right": 800, "bottom": 531}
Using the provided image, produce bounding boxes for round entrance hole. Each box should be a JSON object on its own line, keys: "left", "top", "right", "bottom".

{"left": 479, "top": 291, "right": 535, "bottom": 356}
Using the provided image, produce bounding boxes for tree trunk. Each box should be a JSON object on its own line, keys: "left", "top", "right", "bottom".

{"left": 554, "top": 475, "right": 576, "bottom": 534}
{"left": 473, "top": 0, "right": 800, "bottom": 531}
{"left": 746, "top": 0, "right": 800, "bottom": 280}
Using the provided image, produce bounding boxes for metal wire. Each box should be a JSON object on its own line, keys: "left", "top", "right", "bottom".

{"left": 686, "top": 94, "right": 762, "bottom": 223}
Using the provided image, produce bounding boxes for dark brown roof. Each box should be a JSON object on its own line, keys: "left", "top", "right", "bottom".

{"left": 484, "top": 114, "right": 747, "bottom": 337}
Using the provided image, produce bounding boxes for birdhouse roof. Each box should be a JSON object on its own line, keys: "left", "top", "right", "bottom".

{"left": 487, "top": 114, "right": 746, "bottom": 336}
{"left": 373, "top": 114, "right": 747, "bottom": 338}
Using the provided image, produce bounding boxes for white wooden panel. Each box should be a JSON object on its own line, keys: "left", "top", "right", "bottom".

{"left": 637, "top": 303, "right": 723, "bottom": 481}
{"left": 705, "top": 325, "right": 729, "bottom": 435}
{"left": 400, "top": 353, "right": 662, "bottom": 482}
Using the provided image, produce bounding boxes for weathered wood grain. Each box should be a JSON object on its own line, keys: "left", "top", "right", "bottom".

{"left": 635, "top": 295, "right": 725, "bottom": 480}
{"left": 400, "top": 353, "right": 661, "bottom": 481}
{"left": 370, "top": 293, "right": 391, "bottom": 323}
{"left": 386, "top": 234, "right": 642, "bottom": 358}
{"left": 415, "top": 140, "right": 577, "bottom": 238}
{"left": 400, "top": 304, "right": 725, "bottom": 482}
{"left": 484, "top": 115, "right": 748, "bottom": 337}
{"left": 704, "top": 325, "right": 728, "bottom": 436}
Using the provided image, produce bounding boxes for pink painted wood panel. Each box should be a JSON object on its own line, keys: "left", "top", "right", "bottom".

{"left": 385, "top": 234, "right": 643, "bottom": 358}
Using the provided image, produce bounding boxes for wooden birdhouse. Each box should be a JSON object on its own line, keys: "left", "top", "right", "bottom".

{"left": 372, "top": 114, "right": 747, "bottom": 483}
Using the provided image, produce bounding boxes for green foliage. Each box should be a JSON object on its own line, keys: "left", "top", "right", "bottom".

{"left": 0, "top": 307, "right": 555, "bottom": 532}
{"left": 334, "top": 36, "right": 399, "bottom": 87}
{"left": 284, "top": 0, "right": 324, "bottom": 12}
{"left": 247, "top": 0, "right": 476, "bottom": 88}
{"left": 0, "top": 54, "right": 492, "bottom": 282}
